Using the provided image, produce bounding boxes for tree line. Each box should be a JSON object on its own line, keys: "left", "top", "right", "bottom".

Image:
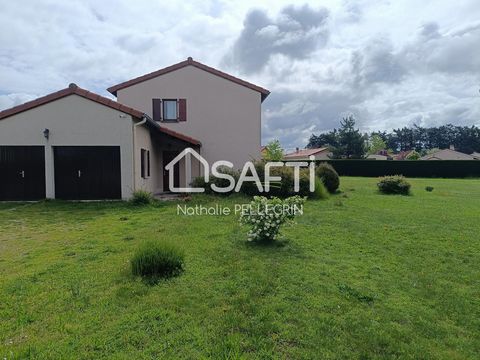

{"left": 307, "top": 116, "right": 480, "bottom": 158}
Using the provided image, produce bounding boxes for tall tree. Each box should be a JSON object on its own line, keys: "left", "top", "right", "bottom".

{"left": 332, "top": 116, "right": 366, "bottom": 159}
{"left": 307, "top": 129, "right": 339, "bottom": 149}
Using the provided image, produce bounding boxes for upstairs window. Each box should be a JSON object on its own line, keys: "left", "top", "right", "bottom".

{"left": 152, "top": 99, "right": 187, "bottom": 122}
{"left": 163, "top": 100, "right": 178, "bottom": 121}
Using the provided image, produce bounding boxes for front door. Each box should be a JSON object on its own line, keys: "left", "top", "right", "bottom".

{"left": 54, "top": 146, "right": 121, "bottom": 200}
{"left": 163, "top": 151, "right": 180, "bottom": 192}
{"left": 0, "top": 146, "right": 45, "bottom": 201}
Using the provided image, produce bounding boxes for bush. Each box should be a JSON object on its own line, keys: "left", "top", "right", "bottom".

{"left": 311, "top": 177, "right": 329, "bottom": 200}
{"left": 377, "top": 175, "right": 411, "bottom": 195}
{"left": 191, "top": 166, "right": 240, "bottom": 195}
{"left": 240, "top": 161, "right": 320, "bottom": 199}
{"left": 316, "top": 163, "right": 340, "bottom": 193}
{"left": 239, "top": 195, "right": 306, "bottom": 242}
{"left": 425, "top": 186, "right": 434, "bottom": 192}
{"left": 130, "top": 190, "right": 153, "bottom": 205}
{"left": 131, "top": 241, "right": 184, "bottom": 278}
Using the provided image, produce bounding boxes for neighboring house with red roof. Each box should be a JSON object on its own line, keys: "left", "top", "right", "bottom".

{"left": 284, "top": 147, "right": 332, "bottom": 161}
{"left": 0, "top": 58, "right": 269, "bottom": 200}
{"left": 393, "top": 150, "right": 414, "bottom": 160}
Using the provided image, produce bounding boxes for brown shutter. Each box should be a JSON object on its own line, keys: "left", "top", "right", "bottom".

{"left": 178, "top": 99, "right": 187, "bottom": 121}
{"left": 152, "top": 99, "right": 161, "bottom": 121}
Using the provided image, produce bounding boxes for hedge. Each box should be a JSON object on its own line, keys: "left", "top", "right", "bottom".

{"left": 314, "top": 160, "right": 480, "bottom": 178}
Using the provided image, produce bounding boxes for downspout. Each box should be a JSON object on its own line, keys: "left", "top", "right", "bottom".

{"left": 132, "top": 116, "right": 147, "bottom": 192}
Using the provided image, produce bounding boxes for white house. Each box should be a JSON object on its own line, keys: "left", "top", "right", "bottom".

{"left": 0, "top": 58, "right": 269, "bottom": 200}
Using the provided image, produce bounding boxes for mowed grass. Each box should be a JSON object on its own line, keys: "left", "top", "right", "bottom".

{"left": 1, "top": 177, "right": 479, "bottom": 359}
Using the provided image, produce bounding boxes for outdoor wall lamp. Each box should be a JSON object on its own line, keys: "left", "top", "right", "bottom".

{"left": 43, "top": 128, "right": 50, "bottom": 140}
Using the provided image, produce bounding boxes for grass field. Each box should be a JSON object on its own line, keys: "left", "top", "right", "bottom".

{"left": 1, "top": 177, "right": 479, "bottom": 359}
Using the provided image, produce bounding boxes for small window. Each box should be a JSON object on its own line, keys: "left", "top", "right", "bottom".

{"left": 147, "top": 150, "right": 151, "bottom": 177}
{"left": 163, "top": 100, "right": 178, "bottom": 121}
{"left": 141, "top": 149, "right": 150, "bottom": 179}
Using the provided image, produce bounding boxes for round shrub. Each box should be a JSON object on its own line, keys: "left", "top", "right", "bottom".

{"left": 130, "top": 190, "right": 153, "bottom": 205}
{"left": 316, "top": 163, "right": 340, "bottom": 193}
{"left": 425, "top": 186, "right": 434, "bottom": 192}
{"left": 239, "top": 195, "right": 306, "bottom": 242}
{"left": 377, "top": 175, "right": 411, "bottom": 195}
{"left": 131, "top": 241, "right": 184, "bottom": 278}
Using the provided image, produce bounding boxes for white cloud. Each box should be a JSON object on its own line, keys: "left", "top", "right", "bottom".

{"left": 1, "top": 0, "right": 479, "bottom": 149}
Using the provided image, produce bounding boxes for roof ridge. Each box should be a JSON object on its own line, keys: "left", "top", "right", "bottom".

{"left": 0, "top": 84, "right": 202, "bottom": 146}
{"left": 0, "top": 84, "right": 145, "bottom": 121}
{"left": 107, "top": 57, "right": 270, "bottom": 101}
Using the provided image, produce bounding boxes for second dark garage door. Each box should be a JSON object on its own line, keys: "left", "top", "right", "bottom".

{"left": 54, "top": 146, "right": 121, "bottom": 200}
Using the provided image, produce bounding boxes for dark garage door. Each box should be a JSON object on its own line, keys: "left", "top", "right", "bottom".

{"left": 0, "top": 146, "right": 46, "bottom": 201}
{"left": 54, "top": 146, "right": 121, "bottom": 200}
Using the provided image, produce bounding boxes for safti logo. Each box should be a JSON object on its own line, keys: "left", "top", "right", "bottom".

{"left": 165, "top": 148, "right": 316, "bottom": 193}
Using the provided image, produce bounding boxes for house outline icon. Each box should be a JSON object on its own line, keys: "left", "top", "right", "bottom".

{"left": 165, "top": 147, "right": 209, "bottom": 192}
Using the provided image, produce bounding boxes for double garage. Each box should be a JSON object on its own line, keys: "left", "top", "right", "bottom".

{"left": 0, "top": 145, "right": 121, "bottom": 201}
{"left": 0, "top": 83, "right": 201, "bottom": 201}
{"left": 0, "top": 85, "right": 144, "bottom": 201}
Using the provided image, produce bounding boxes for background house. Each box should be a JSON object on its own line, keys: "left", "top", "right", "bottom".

{"left": 420, "top": 147, "right": 477, "bottom": 160}
{"left": 284, "top": 147, "right": 331, "bottom": 161}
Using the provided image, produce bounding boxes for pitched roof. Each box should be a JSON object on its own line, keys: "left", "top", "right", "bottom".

{"left": 284, "top": 147, "right": 329, "bottom": 158}
{"left": 107, "top": 57, "right": 271, "bottom": 101}
{"left": 145, "top": 117, "right": 201, "bottom": 146}
{"left": 420, "top": 148, "right": 476, "bottom": 160}
{"left": 0, "top": 83, "right": 144, "bottom": 120}
{"left": 0, "top": 83, "right": 201, "bottom": 146}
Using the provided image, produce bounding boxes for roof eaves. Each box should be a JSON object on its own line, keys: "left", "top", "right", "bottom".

{"left": 142, "top": 114, "right": 201, "bottom": 146}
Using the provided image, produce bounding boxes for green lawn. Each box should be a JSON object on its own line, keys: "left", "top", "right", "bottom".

{"left": 1, "top": 177, "right": 479, "bottom": 359}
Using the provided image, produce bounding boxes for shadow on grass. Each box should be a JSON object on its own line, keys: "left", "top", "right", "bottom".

{"left": 244, "top": 238, "right": 291, "bottom": 249}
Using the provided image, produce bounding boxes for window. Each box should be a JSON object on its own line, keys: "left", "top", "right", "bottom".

{"left": 141, "top": 149, "right": 150, "bottom": 179}
{"left": 163, "top": 100, "right": 177, "bottom": 121}
{"left": 147, "top": 150, "right": 150, "bottom": 177}
{"left": 152, "top": 98, "right": 186, "bottom": 122}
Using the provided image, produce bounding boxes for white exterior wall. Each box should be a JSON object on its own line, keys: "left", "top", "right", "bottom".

{"left": 0, "top": 94, "right": 135, "bottom": 199}
{"left": 116, "top": 65, "right": 262, "bottom": 169}
{"left": 134, "top": 124, "right": 157, "bottom": 193}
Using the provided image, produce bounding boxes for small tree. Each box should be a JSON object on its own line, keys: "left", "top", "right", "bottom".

{"left": 406, "top": 150, "right": 420, "bottom": 160}
{"left": 368, "top": 134, "right": 387, "bottom": 155}
{"left": 263, "top": 139, "right": 284, "bottom": 161}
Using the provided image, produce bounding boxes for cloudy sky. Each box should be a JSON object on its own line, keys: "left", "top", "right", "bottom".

{"left": 1, "top": 0, "right": 479, "bottom": 150}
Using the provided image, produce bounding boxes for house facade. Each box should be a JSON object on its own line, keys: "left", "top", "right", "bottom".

{"left": 0, "top": 58, "right": 269, "bottom": 200}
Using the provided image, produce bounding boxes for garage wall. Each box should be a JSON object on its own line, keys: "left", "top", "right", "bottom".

{"left": 0, "top": 94, "right": 135, "bottom": 199}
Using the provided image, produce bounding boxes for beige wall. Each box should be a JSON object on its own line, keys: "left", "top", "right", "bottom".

{"left": 117, "top": 65, "right": 262, "bottom": 169}
{"left": 134, "top": 124, "right": 157, "bottom": 193}
{"left": 0, "top": 94, "right": 135, "bottom": 199}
